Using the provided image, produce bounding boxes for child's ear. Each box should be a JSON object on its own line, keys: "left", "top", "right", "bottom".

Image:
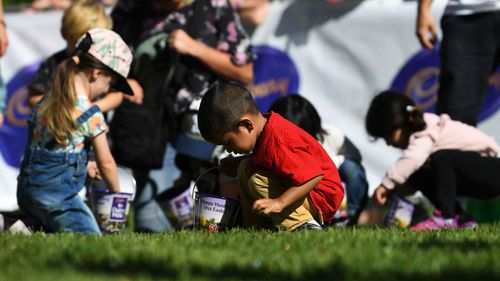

{"left": 237, "top": 118, "right": 254, "bottom": 132}
{"left": 87, "top": 69, "right": 99, "bottom": 82}
{"left": 91, "top": 69, "right": 106, "bottom": 81}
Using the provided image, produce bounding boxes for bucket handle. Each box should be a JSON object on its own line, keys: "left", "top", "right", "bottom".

{"left": 191, "top": 166, "right": 219, "bottom": 199}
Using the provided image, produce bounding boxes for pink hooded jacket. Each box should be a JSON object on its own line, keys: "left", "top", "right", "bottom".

{"left": 382, "top": 113, "right": 500, "bottom": 189}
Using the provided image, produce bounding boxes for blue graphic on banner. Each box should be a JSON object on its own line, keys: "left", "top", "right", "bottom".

{"left": 390, "top": 43, "right": 500, "bottom": 122}
{"left": 249, "top": 45, "right": 300, "bottom": 112}
{"left": 0, "top": 63, "right": 39, "bottom": 168}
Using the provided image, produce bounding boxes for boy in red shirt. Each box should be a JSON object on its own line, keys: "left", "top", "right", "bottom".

{"left": 197, "top": 82, "right": 344, "bottom": 230}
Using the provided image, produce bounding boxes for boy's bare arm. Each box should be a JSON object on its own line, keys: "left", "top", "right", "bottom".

{"left": 252, "top": 175, "right": 323, "bottom": 216}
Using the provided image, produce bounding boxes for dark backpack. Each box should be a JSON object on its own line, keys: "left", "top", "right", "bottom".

{"left": 110, "top": 1, "right": 207, "bottom": 170}
{"left": 109, "top": 32, "right": 177, "bottom": 169}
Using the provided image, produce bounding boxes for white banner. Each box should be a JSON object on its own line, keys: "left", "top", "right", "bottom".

{"left": 250, "top": 0, "right": 500, "bottom": 194}
{"left": 0, "top": 11, "right": 65, "bottom": 211}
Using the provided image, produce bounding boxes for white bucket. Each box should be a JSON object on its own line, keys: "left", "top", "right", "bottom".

{"left": 333, "top": 182, "right": 348, "bottom": 219}
{"left": 385, "top": 196, "right": 414, "bottom": 229}
{"left": 194, "top": 193, "right": 240, "bottom": 232}
{"left": 88, "top": 167, "right": 136, "bottom": 233}
{"left": 156, "top": 183, "right": 195, "bottom": 230}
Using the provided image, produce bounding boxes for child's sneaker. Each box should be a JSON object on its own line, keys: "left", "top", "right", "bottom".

{"left": 297, "top": 219, "right": 323, "bottom": 231}
{"left": 456, "top": 213, "right": 478, "bottom": 229}
{"left": 8, "top": 220, "right": 31, "bottom": 236}
{"left": 410, "top": 210, "right": 458, "bottom": 231}
{"left": 459, "top": 220, "right": 478, "bottom": 229}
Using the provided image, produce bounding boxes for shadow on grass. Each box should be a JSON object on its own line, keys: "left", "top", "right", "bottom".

{"left": 415, "top": 239, "right": 496, "bottom": 251}
{"left": 71, "top": 258, "right": 500, "bottom": 281}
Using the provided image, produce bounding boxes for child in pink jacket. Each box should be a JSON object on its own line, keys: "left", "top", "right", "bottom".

{"left": 365, "top": 90, "right": 500, "bottom": 230}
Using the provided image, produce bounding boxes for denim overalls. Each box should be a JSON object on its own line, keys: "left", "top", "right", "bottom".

{"left": 17, "top": 105, "right": 101, "bottom": 234}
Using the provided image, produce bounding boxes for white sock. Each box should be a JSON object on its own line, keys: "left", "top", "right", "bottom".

{"left": 0, "top": 214, "right": 4, "bottom": 232}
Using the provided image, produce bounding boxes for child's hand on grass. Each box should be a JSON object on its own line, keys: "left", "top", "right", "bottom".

{"left": 252, "top": 198, "right": 284, "bottom": 216}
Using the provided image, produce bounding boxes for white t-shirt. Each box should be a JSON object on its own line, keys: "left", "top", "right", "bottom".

{"left": 319, "top": 124, "right": 346, "bottom": 168}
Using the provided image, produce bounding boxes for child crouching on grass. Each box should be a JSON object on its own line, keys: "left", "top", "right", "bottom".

{"left": 197, "top": 82, "right": 344, "bottom": 231}
{"left": 16, "top": 28, "right": 133, "bottom": 234}
{"left": 365, "top": 90, "right": 500, "bottom": 230}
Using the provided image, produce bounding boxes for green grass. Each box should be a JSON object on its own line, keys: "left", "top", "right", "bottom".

{"left": 1, "top": 225, "right": 499, "bottom": 281}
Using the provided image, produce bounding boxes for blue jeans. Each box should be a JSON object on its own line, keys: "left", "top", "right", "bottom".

{"left": 338, "top": 159, "right": 369, "bottom": 223}
{"left": 17, "top": 148, "right": 100, "bottom": 234}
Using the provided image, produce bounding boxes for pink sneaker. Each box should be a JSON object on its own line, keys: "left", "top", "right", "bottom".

{"left": 457, "top": 214, "right": 478, "bottom": 229}
{"left": 410, "top": 211, "right": 458, "bottom": 231}
{"left": 459, "top": 220, "right": 478, "bottom": 229}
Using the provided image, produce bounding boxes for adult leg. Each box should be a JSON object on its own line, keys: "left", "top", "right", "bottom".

{"left": 439, "top": 13, "right": 499, "bottom": 126}
{"left": 338, "top": 159, "right": 369, "bottom": 224}
{"left": 131, "top": 144, "right": 181, "bottom": 232}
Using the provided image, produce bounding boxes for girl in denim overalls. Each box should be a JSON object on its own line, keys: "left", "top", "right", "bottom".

{"left": 17, "top": 28, "right": 134, "bottom": 234}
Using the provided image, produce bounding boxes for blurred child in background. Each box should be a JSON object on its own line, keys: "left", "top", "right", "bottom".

{"left": 270, "top": 94, "right": 368, "bottom": 226}
{"left": 27, "top": 0, "right": 142, "bottom": 110}
{"left": 365, "top": 90, "right": 500, "bottom": 230}
{"left": 27, "top": 0, "right": 142, "bottom": 178}
{"left": 197, "top": 82, "right": 345, "bottom": 231}
{"left": 17, "top": 28, "right": 133, "bottom": 234}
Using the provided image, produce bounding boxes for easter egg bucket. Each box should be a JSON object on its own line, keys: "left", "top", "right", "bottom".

{"left": 88, "top": 167, "right": 136, "bottom": 233}
{"left": 194, "top": 192, "right": 241, "bottom": 232}
{"left": 156, "top": 183, "right": 195, "bottom": 230}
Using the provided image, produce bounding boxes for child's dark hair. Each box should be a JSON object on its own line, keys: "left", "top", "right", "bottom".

{"left": 365, "top": 90, "right": 426, "bottom": 140}
{"left": 198, "top": 81, "right": 260, "bottom": 143}
{"left": 269, "top": 94, "right": 328, "bottom": 142}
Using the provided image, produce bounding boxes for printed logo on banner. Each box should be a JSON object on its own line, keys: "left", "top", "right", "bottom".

{"left": 390, "top": 44, "right": 500, "bottom": 122}
{"left": 248, "top": 45, "right": 300, "bottom": 112}
{"left": 0, "top": 63, "right": 39, "bottom": 168}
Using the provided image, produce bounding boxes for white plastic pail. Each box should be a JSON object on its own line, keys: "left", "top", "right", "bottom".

{"left": 157, "top": 184, "right": 195, "bottom": 230}
{"left": 88, "top": 167, "right": 136, "bottom": 233}
{"left": 194, "top": 193, "right": 240, "bottom": 232}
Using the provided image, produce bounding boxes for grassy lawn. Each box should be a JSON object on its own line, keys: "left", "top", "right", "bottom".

{"left": 2, "top": 224, "right": 500, "bottom": 281}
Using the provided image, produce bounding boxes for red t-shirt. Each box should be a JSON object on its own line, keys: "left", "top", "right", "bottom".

{"left": 251, "top": 112, "right": 344, "bottom": 222}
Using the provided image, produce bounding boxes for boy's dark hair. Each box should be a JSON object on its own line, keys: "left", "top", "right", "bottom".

{"left": 269, "top": 94, "right": 328, "bottom": 143}
{"left": 198, "top": 81, "right": 260, "bottom": 142}
{"left": 365, "top": 90, "right": 426, "bottom": 140}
